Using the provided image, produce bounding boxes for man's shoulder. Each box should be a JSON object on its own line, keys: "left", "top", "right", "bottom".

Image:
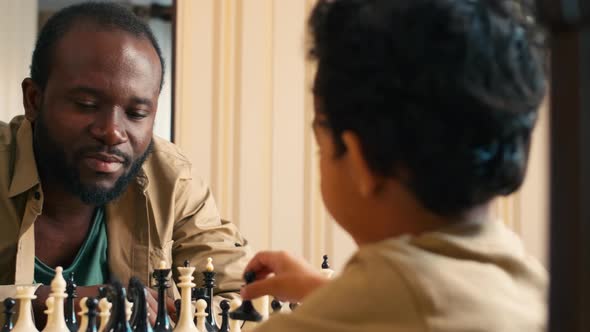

{"left": 142, "top": 136, "right": 194, "bottom": 183}
{"left": 0, "top": 116, "right": 25, "bottom": 151}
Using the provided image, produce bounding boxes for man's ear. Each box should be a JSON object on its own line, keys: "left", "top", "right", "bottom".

{"left": 22, "top": 78, "right": 42, "bottom": 122}
{"left": 341, "top": 131, "right": 381, "bottom": 197}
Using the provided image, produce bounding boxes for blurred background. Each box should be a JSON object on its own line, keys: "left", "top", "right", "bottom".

{"left": 0, "top": 0, "right": 549, "bottom": 271}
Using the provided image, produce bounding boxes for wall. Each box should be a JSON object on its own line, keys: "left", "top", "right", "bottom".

{"left": 0, "top": 0, "right": 38, "bottom": 122}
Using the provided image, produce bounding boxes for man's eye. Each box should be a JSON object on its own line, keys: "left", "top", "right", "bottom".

{"left": 127, "top": 111, "right": 148, "bottom": 120}
{"left": 75, "top": 101, "right": 97, "bottom": 109}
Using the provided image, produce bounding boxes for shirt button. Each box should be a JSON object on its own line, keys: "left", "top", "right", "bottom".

{"left": 33, "top": 192, "right": 41, "bottom": 200}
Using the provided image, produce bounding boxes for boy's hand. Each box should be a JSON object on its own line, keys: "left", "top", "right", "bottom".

{"left": 240, "top": 251, "right": 329, "bottom": 303}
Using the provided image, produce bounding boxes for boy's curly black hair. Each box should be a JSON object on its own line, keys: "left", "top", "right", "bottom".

{"left": 309, "top": 0, "right": 547, "bottom": 216}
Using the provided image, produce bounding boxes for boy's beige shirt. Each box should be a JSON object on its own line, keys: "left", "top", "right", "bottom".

{"left": 254, "top": 219, "right": 547, "bottom": 331}
{"left": 0, "top": 116, "right": 252, "bottom": 297}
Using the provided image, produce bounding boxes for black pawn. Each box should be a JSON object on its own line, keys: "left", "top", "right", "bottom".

{"left": 65, "top": 272, "right": 78, "bottom": 332}
{"left": 152, "top": 267, "right": 172, "bottom": 332}
{"left": 128, "top": 277, "right": 153, "bottom": 332}
{"left": 85, "top": 298, "right": 99, "bottom": 332}
{"left": 104, "top": 281, "right": 132, "bottom": 332}
{"left": 1, "top": 298, "right": 15, "bottom": 332}
{"left": 271, "top": 299, "right": 282, "bottom": 314}
{"left": 202, "top": 269, "right": 219, "bottom": 331}
{"left": 321, "top": 255, "right": 330, "bottom": 269}
{"left": 218, "top": 300, "right": 230, "bottom": 332}
{"left": 228, "top": 272, "right": 262, "bottom": 322}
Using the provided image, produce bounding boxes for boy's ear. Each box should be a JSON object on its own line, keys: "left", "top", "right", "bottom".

{"left": 22, "top": 78, "right": 42, "bottom": 122}
{"left": 341, "top": 131, "right": 380, "bottom": 197}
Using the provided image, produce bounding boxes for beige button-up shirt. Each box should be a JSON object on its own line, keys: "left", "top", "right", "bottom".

{"left": 0, "top": 116, "right": 251, "bottom": 298}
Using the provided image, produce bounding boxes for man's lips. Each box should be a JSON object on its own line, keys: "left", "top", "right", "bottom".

{"left": 82, "top": 153, "right": 125, "bottom": 173}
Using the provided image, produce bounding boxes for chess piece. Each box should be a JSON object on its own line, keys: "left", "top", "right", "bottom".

{"left": 152, "top": 261, "right": 172, "bottom": 332}
{"left": 228, "top": 272, "right": 262, "bottom": 322}
{"left": 320, "top": 255, "right": 334, "bottom": 279}
{"left": 84, "top": 298, "right": 99, "bottom": 332}
{"left": 228, "top": 300, "right": 241, "bottom": 332}
{"left": 174, "top": 300, "right": 181, "bottom": 320}
{"left": 77, "top": 297, "right": 89, "bottom": 332}
{"left": 104, "top": 281, "right": 132, "bottom": 332}
{"left": 2, "top": 297, "right": 16, "bottom": 332}
{"left": 175, "top": 261, "right": 198, "bottom": 332}
{"left": 270, "top": 299, "right": 282, "bottom": 315}
{"left": 288, "top": 302, "right": 299, "bottom": 311}
{"left": 45, "top": 297, "right": 55, "bottom": 329}
{"left": 202, "top": 258, "right": 219, "bottom": 331}
{"left": 194, "top": 299, "right": 208, "bottom": 332}
{"left": 12, "top": 286, "right": 39, "bottom": 332}
{"left": 128, "top": 277, "right": 152, "bottom": 332}
{"left": 97, "top": 297, "right": 111, "bottom": 332}
{"left": 65, "top": 273, "right": 78, "bottom": 332}
{"left": 217, "top": 301, "right": 229, "bottom": 332}
{"left": 43, "top": 266, "right": 69, "bottom": 332}
{"left": 124, "top": 300, "right": 133, "bottom": 323}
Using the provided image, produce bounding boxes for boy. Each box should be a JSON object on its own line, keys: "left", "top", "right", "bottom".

{"left": 241, "top": 0, "right": 547, "bottom": 331}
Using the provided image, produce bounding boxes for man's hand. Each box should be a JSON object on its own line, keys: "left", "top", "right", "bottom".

{"left": 240, "top": 251, "right": 329, "bottom": 303}
{"left": 145, "top": 287, "right": 177, "bottom": 326}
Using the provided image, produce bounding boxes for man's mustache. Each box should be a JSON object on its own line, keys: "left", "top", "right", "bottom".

{"left": 74, "top": 146, "right": 132, "bottom": 166}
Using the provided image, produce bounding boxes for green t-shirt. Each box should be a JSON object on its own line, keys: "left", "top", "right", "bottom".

{"left": 34, "top": 208, "right": 109, "bottom": 285}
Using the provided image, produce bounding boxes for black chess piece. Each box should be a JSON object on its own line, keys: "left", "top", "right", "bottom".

{"left": 271, "top": 299, "right": 282, "bottom": 314}
{"left": 98, "top": 286, "right": 108, "bottom": 299}
{"left": 229, "top": 271, "right": 262, "bottom": 322}
{"left": 152, "top": 266, "right": 173, "bottom": 332}
{"left": 85, "top": 297, "right": 99, "bottom": 332}
{"left": 65, "top": 272, "right": 78, "bottom": 332}
{"left": 174, "top": 299, "right": 181, "bottom": 319}
{"left": 321, "top": 255, "right": 330, "bottom": 269}
{"left": 105, "top": 281, "right": 132, "bottom": 332}
{"left": 1, "top": 298, "right": 15, "bottom": 332}
{"left": 128, "top": 277, "right": 153, "bottom": 332}
{"left": 289, "top": 302, "right": 299, "bottom": 311}
{"left": 202, "top": 267, "right": 219, "bottom": 331}
{"left": 218, "top": 300, "right": 230, "bottom": 332}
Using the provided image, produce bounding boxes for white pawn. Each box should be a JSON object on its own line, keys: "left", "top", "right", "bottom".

{"left": 97, "top": 298, "right": 112, "bottom": 332}
{"left": 229, "top": 299, "right": 242, "bottom": 332}
{"left": 205, "top": 257, "right": 214, "bottom": 272}
{"left": 125, "top": 299, "right": 133, "bottom": 322}
{"left": 12, "top": 286, "right": 39, "bottom": 332}
{"left": 43, "top": 266, "right": 69, "bottom": 332}
{"left": 77, "top": 297, "right": 89, "bottom": 332}
{"left": 175, "top": 262, "right": 198, "bottom": 332}
{"left": 194, "top": 299, "right": 208, "bottom": 332}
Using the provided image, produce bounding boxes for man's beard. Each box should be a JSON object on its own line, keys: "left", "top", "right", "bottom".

{"left": 33, "top": 114, "right": 154, "bottom": 206}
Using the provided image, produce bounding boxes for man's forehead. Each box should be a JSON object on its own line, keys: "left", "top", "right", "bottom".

{"left": 49, "top": 23, "right": 162, "bottom": 94}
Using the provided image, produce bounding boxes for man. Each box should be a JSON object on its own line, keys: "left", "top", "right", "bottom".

{"left": 0, "top": 2, "right": 250, "bottom": 325}
{"left": 241, "top": 0, "right": 547, "bottom": 331}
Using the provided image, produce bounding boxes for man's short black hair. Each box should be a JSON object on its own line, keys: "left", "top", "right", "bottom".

{"left": 31, "top": 1, "right": 165, "bottom": 91}
{"left": 309, "top": 0, "right": 547, "bottom": 216}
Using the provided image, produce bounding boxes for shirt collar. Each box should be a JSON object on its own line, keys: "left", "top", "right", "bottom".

{"left": 8, "top": 118, "right": 40, "bottom": 198}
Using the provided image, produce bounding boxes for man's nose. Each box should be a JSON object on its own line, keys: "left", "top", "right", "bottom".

{"left": 90, "top": 109, "right": 128, "bottom": 146}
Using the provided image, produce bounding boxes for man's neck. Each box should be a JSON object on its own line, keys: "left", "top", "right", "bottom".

{"left": 40, "top": 181, "right": 96, "bottom": 223}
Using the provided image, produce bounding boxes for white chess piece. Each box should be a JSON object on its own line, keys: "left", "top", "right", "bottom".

{"left": 12, "top": 286, "right": 39, "bottom": 332}
{"left": 175, "top": 263, "right": 198, "bottom": 332}
{"left": 229, "top": 299, "right": 242, "bottom": 332}
{"left": 205, "top": 257, "right": 214, "bottom": 272}
{"left": 97, "top": 298, "right": 112, "bottom": 332}
{"left": 252, "top": 296, "right": 269, "bottom": 321}
{"left": 43, "top": 266, "right": 69, "bottom": 332}
{"left": 44, "top": 297, "right": 55, "bottom": 329}
{"left": 76, "top": 297, "right": 89, "bottom": 332}
{"left": 125, "top": 299, "right": 133, "bottom": 322}
{"left": 194, "top": 299, "right": 208, "bottom": 332}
